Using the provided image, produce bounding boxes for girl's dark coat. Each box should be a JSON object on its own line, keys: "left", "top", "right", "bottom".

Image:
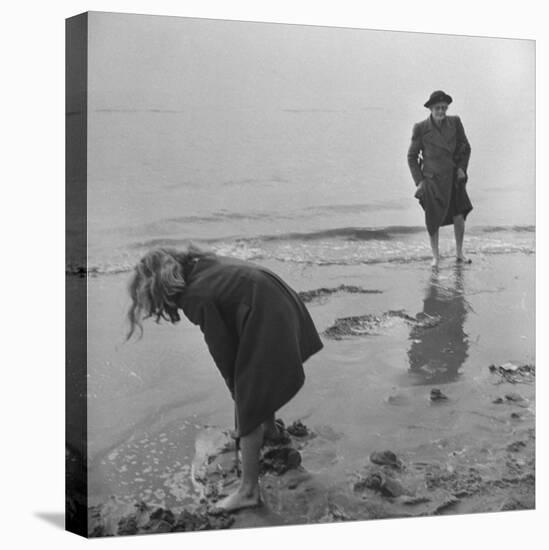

{"left": 407, "top": 115, "right": 473, "bottom": 235}
{"left": 177, "top": 254, "right": 324, "bottom": 437}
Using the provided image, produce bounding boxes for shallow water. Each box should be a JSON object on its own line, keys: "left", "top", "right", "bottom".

{"left": 85, "top": 251, "right": 534, "bottom": 512}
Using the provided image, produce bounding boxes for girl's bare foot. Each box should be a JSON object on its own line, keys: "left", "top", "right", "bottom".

{"left": 431, "top": 257, "right": 440, "bottom": 269}
{"left": 210, "top": 485, "right": 261, "bottom": 514}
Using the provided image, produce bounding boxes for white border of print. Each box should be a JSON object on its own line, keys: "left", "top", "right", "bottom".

{"left": 1, "top": 1, "right": 545, "bottom": 550}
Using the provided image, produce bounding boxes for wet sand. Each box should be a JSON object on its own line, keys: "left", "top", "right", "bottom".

{"left": 84, "top": 252, "right": 535, "bottom": 536}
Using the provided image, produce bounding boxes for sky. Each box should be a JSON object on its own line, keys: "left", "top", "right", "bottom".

{"left": 88, "top": 12, "right": 534, "bottom": 114}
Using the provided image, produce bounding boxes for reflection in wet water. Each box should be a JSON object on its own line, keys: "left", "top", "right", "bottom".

{"left": 407, "top": 266, "right": 471, "bottom": 384}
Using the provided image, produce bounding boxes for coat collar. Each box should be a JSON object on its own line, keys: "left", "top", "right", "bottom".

{"left": 424, "top": 115, "right": 456, "bottom": 152}
{"left": 182, "top": 255, "right": 211, "bottom": 284}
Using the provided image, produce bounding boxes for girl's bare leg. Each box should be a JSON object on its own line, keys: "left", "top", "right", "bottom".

{"left": 214, "top": 424, "right": 263, "bottom": 512}
{"left": 262, "top": 413, "right": 278, "bottom": 440}
{"left": 453, "top": 214, "right": 470, "bottom": 262}
{"left": 429, "top": 229, "right": 440, "bottom": 268}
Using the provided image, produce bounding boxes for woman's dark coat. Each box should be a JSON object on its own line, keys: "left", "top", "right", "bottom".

{"left": 177, "top": 254, "right": 324, "bottom": 437}
{"left": 407, "top": 115, "right": 473, "bottom": 235}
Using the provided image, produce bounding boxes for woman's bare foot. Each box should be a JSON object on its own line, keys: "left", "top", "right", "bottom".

{"left": 431, "top": 256, "right": 440, "bottom": 269}
{"left": 210, "top": 485, "right": 261, "bottom": 514}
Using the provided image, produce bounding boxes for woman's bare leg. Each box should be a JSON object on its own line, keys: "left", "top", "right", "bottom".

{"left": 453, "top": 214, "right": 470, "bottom": 262}
{"left": 429, "top": 229, "right": 440, "bottom": 268}
{"left": 214, "top": 424, "right": 263, "bottom": 512}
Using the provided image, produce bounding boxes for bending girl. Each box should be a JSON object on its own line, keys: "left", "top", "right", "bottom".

{"left": 125, "top": 244, "right": 323, "bottom": 512}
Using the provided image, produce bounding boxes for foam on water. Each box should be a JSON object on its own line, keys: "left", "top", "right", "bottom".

{"left": 73, "top": 225, "right": 534, "bottom": 276}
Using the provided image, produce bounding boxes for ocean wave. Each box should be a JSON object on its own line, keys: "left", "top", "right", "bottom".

{"left": 128, "top": 224, "right": 534, "bottom": 249}
{"left": 304, "top": 201, "right": 408, "bottom": 215}
{"left": 480, "top": 225, "right": 535, "bottom": 233}
{"left": 75, "top": 245, "right": 534, "bottom": 277}
{"left": 258, "top": 226, "right": 422, "bottom": 242}
{"left": 116, "top": 205, "right": 411, "bottom": 237}
{"left": 75, "top": 224, "right": 534, "bottom": 276}
{"left": 130, "top": 226, "right": 425, "bottom": 249}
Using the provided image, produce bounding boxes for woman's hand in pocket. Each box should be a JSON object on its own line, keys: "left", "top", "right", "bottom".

{"left": 414, "top": 179, "right": 426, "bottom": 199}
{"left": 456, "top": 167, "right": 467, "bottom": 183}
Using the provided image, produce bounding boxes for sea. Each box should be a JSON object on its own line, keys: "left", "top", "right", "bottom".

{"left": 81, "top": 108, "right": 535, "bottom": 276}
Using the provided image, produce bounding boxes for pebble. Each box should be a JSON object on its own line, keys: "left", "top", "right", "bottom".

{"left": 505, "top": 393, "right": 524, "bottom": 402}
{"left": 370, "top": 450, "right": 402, "bottom": 469}
{"left": 430, "top": 389, "right": 448, "bottom": 402}
{"left": 506, "top": 441, "right": 526, "bottom": 452}
{"left": 287, "top": 420, "right": 309, "bottom": 437}
{"left": 354, "top": 472, "right": 407, "bottom": 497}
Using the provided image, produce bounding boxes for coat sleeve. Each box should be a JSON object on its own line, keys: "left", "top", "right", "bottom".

{"left": 454, "top": 116, "right": 471, "bottom": 172}
{"left": 182, "top": 296, "right": 237, "bottom": 396}
{"left": 407, "top": 122, "right": 425, "bottom": 186}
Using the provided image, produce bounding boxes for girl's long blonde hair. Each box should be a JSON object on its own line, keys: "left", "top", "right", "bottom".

{"left": 125, "top": 243, "right": 214, "bottom": 341}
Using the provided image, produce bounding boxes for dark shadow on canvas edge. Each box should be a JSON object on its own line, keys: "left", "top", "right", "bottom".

{"left": 34, "top": 512, "right": 65, "bottom": 530}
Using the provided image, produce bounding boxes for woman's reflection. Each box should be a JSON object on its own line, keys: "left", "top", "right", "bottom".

{"left": 407, "top": 265, "right": 471, "bottom": 384}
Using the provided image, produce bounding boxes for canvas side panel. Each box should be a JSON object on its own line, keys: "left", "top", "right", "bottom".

{"left": 65, "top": 11, "right": 88, "bottom": 538}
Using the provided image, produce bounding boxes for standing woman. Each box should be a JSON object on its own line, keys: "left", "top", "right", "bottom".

{"left": 125, "top": 245, "right": 324, "bottom": 512}
{"left": 407, "top": 90, "right": 473, "bottom": 268}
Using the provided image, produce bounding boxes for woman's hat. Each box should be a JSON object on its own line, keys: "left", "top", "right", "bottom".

{"left": 424, "top": 90, "right": 453, "bottom": 108}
